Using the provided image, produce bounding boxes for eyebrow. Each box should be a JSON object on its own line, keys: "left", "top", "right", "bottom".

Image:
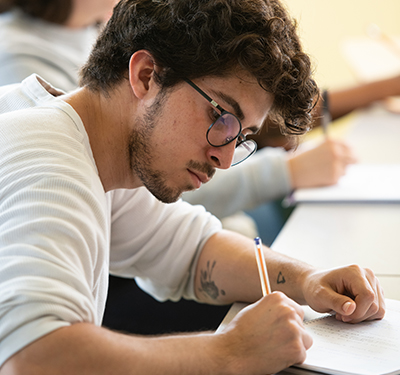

{"left": 212, "top": 90, "right": 262, "bottom": 135}
{"left": 211, "top": 90, "right": 245, "bottom": 121}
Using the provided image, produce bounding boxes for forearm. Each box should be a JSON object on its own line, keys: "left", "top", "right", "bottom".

{"left": 194, "top": 230, "right": 315, "bottom": 305}
{"left": 313, "top": 75, "right": 400, "bottom": 124}
{"left": 1, "top": 323, "right": 225, "bottom": 375}
{"left": 329, "top": 76, "right": 400, "bottom": 121}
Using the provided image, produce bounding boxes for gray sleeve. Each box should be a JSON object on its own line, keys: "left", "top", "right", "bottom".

{"left": 182, "top": 147, "right": 292, "bottom": 219}
{"left": 0, "top": 54, "right": 77, "bottom": 92}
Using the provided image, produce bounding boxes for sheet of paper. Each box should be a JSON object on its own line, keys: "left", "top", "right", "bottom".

{"left": 218, "top": 300, "right": 400, "bottom": 375}
{"left": 296, "top": 299, "right": 400, "bottom": 375}
{"left": 290, "top": 164, "right": 400, "bottom": 203}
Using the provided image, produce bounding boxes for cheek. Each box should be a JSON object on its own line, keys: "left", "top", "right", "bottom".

{"left": 158, "top": 118, "right": 198, "bottom": 150}
{"left": 154, "top": 101, "right": 208, "bottom": 161}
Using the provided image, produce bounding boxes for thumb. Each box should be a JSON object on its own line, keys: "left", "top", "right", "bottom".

{"left": 340, "top": 300, "right": 356, "bottom": 316}
{"left": 326, "top": 292, "right": 356, "bottom": 317}
{"left": 333, "top": 299, "right": 356, "bottom": 323}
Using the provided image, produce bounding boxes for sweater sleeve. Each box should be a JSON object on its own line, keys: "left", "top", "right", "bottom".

{"left": 181, "top": 147, "right": 292, "bottom": 219}
{"left": 0, "top": 108, "right": 109, "bottom": 367}
{"left": 109, "top": 188, "right": 222, "bottom": 302}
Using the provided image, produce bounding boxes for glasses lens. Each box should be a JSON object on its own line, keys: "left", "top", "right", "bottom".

{"left": 207, "top": 112, "right": 241, "bottom": 147}
{"left": 231, "top": 140, "right": 257, "bottom": 166}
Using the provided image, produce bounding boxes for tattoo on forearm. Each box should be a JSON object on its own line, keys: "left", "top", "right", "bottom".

{"left": 198, "top": 260, "right": 225, "bottom": 300}
{"left": 277, "top": 271, "right": 286, "bottom": 284}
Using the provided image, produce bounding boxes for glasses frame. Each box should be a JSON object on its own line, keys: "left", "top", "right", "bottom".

{"left": 185, "top": 79, "right": 257, "bottom": 166}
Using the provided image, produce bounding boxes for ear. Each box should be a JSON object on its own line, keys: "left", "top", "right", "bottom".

{"left": 128, "top": 50, "right": 158, "bottom": 100}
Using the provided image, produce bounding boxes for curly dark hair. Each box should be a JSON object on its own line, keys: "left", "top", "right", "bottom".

{"left": 80, "top": 0, "right": 319, "bottom": 136}
{"left": 0, "top": 0, "right": 72, "bottom": 24}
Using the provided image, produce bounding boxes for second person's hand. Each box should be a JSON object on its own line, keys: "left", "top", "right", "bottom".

{"left": 288, "top": 138, "right": 357, "bottom": 188}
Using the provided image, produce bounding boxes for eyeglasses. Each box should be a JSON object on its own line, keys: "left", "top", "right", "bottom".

{"left": 185, "top": 79, "right": 257, "bottom": 166}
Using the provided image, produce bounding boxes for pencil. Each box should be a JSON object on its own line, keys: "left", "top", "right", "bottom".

{"left": 254, "top": 237, "right": 271, "bottom": 296}
{"left": 321, "top": 90, "right": 331, "bottom": 137}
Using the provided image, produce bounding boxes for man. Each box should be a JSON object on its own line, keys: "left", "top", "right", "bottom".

{"left": 0, "top": 0, "right": 384, "bottom": 374}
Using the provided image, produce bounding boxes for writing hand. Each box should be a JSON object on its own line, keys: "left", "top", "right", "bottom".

{"left": 215, "top": 292, "right": 313, "bottom": 375}
{"left": 288, "top": 138, "right": 357, "bottom": 189}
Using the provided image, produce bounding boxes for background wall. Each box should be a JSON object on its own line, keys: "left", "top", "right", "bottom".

{"left": 283, "top": 1, "right": 400, "bottom": 89}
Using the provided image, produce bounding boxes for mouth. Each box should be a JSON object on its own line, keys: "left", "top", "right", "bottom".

{"left": 188, "top": 169, "right": 210, "bottom": 189}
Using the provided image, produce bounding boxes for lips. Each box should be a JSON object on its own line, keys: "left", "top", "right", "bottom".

{"left": 188, "top": 169, "right": 210, "bottom": 189}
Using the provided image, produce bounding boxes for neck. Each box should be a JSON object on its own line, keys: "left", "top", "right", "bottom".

{"left": 62, "top": 84, "right": 143, "bottom": 192}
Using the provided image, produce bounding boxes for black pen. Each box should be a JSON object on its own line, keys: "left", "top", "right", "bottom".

{"left": 321, "top": 90, "right": 331, "bottom": 137}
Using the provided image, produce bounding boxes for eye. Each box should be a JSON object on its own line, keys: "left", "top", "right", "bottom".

{"left": 209, "top": 108, "right": 220, "bottom": 122}
{"left": 242, "top": 127, "right": 258, "bottom": 137}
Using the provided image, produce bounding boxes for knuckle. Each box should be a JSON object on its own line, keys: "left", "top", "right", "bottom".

{"left": 365, "top": 289, "right": 376, "bottom": 302}
{"left": 363, "top": 267, "right": 375, "bottom": 277}
{"left": 369, "top": 300, "right": 380, "bottom": 316}
{"left": 376, "top": 304, "right": 386, "bottom": 319}
{"left": 348, "top": 263, "right": 363, "bottom": 274}
{"left": 269, "top": 291, "right": 288, "bottom": 303}
{"left": 280, "top": 305, "right": 297, "bottom": 320}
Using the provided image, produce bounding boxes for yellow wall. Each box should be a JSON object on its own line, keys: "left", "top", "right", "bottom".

{"left": 283, "top": 1, "right": 400, "bottom": 89}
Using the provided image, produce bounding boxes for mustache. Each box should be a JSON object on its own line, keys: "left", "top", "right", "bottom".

{"left": 187, "top": 160, "right": 216, "bottom": 179}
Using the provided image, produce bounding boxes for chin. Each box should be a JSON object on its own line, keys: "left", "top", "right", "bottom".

{"left": 148, "top": 187, "right": 182, "bottom": 204}
{"left": 157, "top": 185, "right": 195, "bottom": 204}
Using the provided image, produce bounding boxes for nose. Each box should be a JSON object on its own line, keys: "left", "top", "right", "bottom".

{"left": 207, "top": 142, "right": 236, "bottom": 169}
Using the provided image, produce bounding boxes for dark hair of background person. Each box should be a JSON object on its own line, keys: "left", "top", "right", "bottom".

{"left": 0, "top": 0, "right": 72, "bottom": 25}
{"left": 80, "top": 0, "right": 319, "bottom": 137}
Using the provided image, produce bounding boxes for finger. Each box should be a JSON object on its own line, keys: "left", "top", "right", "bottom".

{"left": 330, "top": 162, "right": 348, "bottom": 184}
{"left": 335, "top": 141, "right": 358, "bottom": 164}
{"left": 302, "top": 327, "right": 313, "bottom": 351}
{"left": 269, "top": 291, "right": 305, "bottom": 319}
{"left": 313, "top": 268, "right": 370, "bottom": 320}
{"left": 344, "top": 271, "right": 386, "bottom": 323}
{"left": 343, "top": 151, "right": 358, "bottom": 165}
{"left": 292, "top": 328, "right": 313, "bottom": 367}
{"left": 336, "top": 268, "right": 386, "bottom": 323}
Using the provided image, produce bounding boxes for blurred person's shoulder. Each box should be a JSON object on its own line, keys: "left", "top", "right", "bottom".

{"left": 0, "top": 74, "right": 65, "bottom": 116}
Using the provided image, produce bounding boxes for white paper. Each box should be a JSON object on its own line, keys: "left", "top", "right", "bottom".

{"left": 296, "top": 299, "right": 400, "bottom": 375}
{"left": 217, "top": 300, "right": 400, "bottom": 375}
{"left": 291, "top": 164, "right": 400, "bottom": 203}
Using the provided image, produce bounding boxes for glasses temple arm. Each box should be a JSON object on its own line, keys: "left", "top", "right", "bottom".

{"left": 184, "top": 79, "right": 225, "bottom": 113}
